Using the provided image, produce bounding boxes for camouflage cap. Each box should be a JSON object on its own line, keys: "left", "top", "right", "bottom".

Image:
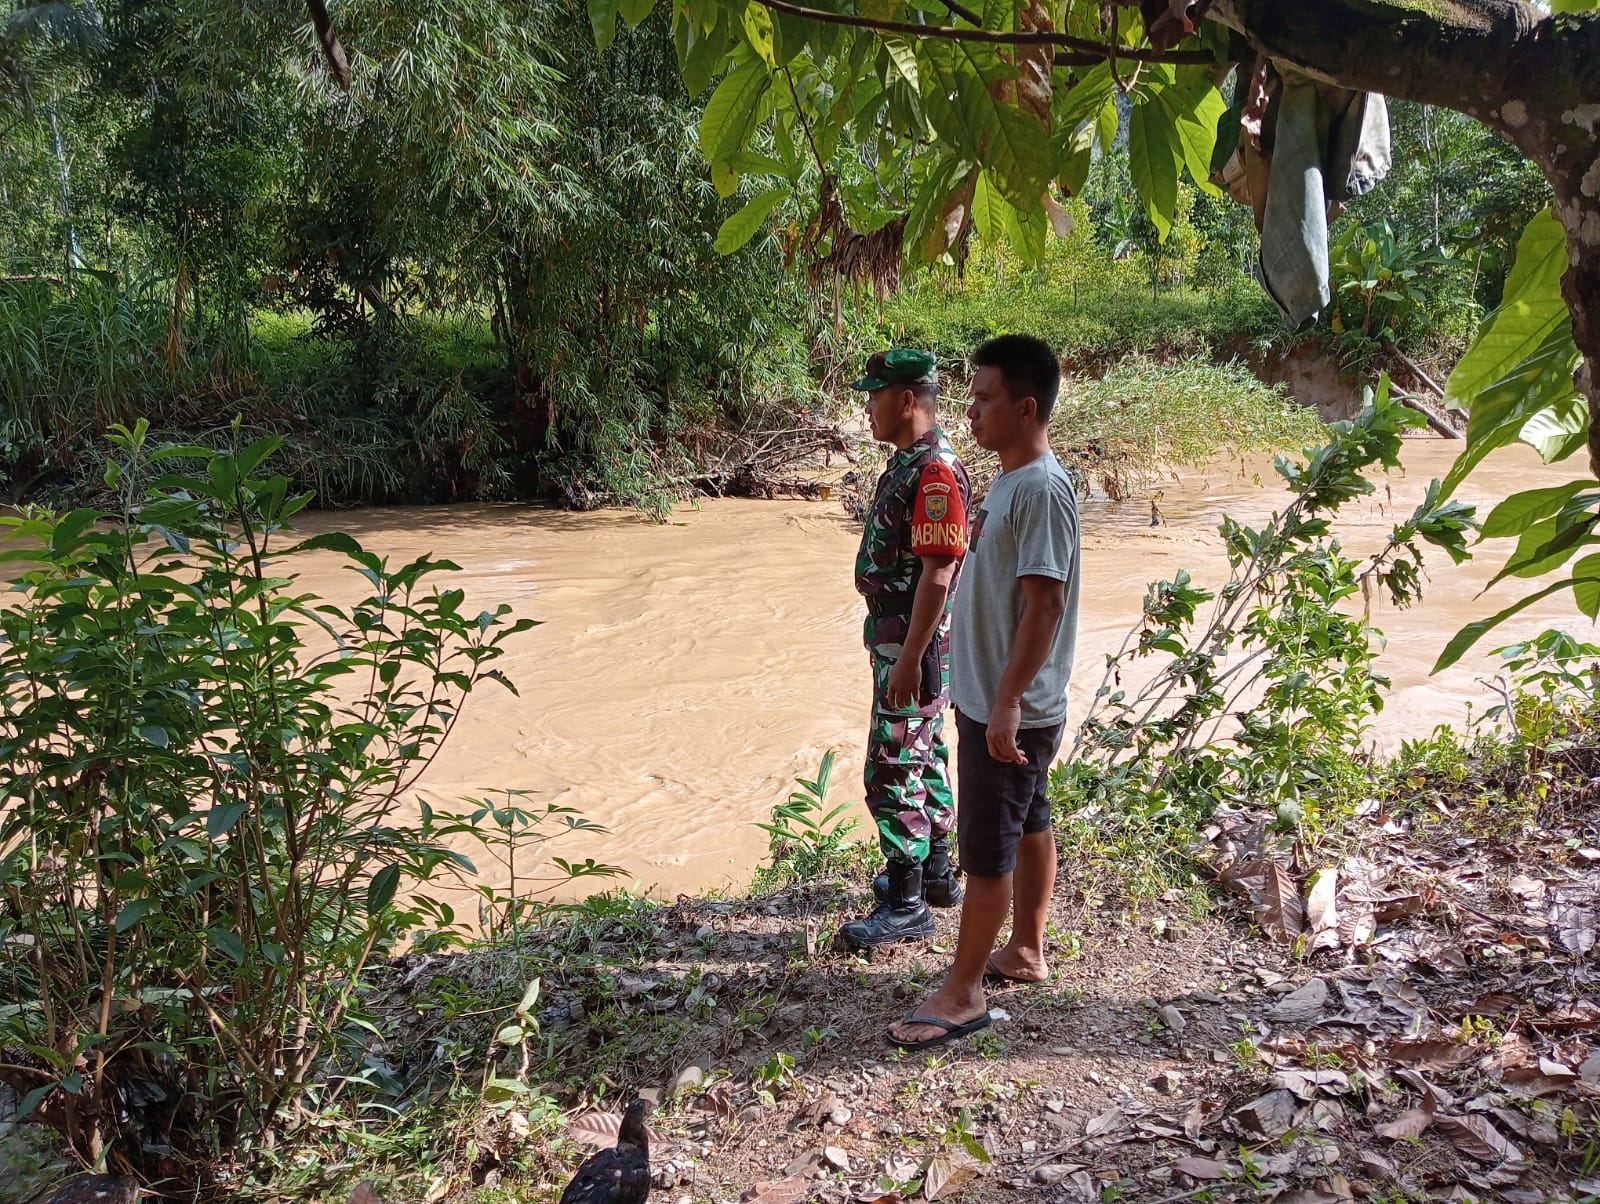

{"left": 849, "top": 348, "right": 939, "bottom": 391}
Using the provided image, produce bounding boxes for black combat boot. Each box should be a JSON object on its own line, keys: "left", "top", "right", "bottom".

{"left": 841, "top": 862, "right": 935, "bottom": 948}
{"left": 872, "top": 836, "right": 963, "bottom": 908}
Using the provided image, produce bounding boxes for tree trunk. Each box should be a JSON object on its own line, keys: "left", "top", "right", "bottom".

{"left": 47, "top": 96, "right": 81, "bottom": 278}
{"left": 1210, "top": 0, "right": 1600, "bottom": 471}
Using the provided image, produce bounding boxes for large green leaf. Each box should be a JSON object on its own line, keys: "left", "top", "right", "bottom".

{"left": 905, "top": 157, "right": 976, "bottom": 260}
{"left": 1050, "top": 118, "right": 1094, "bottom": 197}
{"left": 1445, "top": 208, "right": 1570, "bottom": 410}
{"left": 1486, "top": 512, "right": 1599, "bottom": 587}
{"left": 883, "top": 36, "right": 919, "bottom": 89}
{"left": 972, "top": 168, "right": 1006, "bottom": 247}
{"left": 1128, "top": 94, "right": 1179, "bottom": 241}
{"left": 739, "top": 1, "right": 775, "bottom": 65}
{"left": 1480, "top": 479, "right": 1596, "bottom": 539}
{"left": 1519, "top": 392, "right": 1589, "bottom": 463}
{"left": 619, "top": 0, "right": 655, "bottom": 29}
{"left": 1169, "top": 79, "right": 1225, "bottom": 196}
{"left": 676, "top": 9, "right": 733, "bottom": 98}
{"left": 698, "top": 57, "right": 770, "bottom": 164}
{"left": 1576, "top": 553, "right": 1600, "bottom": 620}
{"left": 714, "top": 187, "right": 786, "bottom": 253}
{"left": 918, "top": 40, "right": 1049, "bottom": 211}
{"left": 1441, "top": 318, "right": 1582, "bottom": 496}
{"left": 1551, "top": 0, "right": 1600, "bottom": 10}
{"left": 1054, "top": 62, "right": 1114, "bottom": 133}
{"left": 1434, "top": 574, "right": 1598, "bottom": 672}
{"left": 589, "top": 0, "right": 621, "bottom": 50}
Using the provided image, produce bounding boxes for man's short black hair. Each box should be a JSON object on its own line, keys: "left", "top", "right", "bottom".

{"left": 971, "top": 334, "right": 1061, "bottom": 422}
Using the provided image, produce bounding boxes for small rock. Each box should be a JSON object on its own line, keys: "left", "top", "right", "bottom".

{"left": 822, "top": 1147, "right": 851, "bottom": 1173}
{"left": 1191, "top": 991, "right": 1223, "bottom": 1004}
{"left": 1270, "top": 979, "right": 1330, "bottom": 1025}
{"left": 1160, "top": 1005, "right": 1187, "bottom": 1033}
{"left": 829, "top": 1106, "right": 852, "bottom": 1126}
{"left": 785, "top": 1151, "right": 822, "bottom": 1178}
{"left": 1049, "top": 1045, "right": 1076, "bottom": 1056}
{"left": 1153, "top": 1069, "right": 1183, "bottom": 1095}
{"left": 1265, "top": 981, "right": 1296, "bottom": 995}
{"left": 1581, "top": 1052, "right": 1600, "bottom": 1084}
{"left": 1044, "top": 1099, "right": 1064, "bottom": 1113}
{"left": 1031, "top": 1165, "right": 1074, "bottom": 1185}
{"left": 671, "top": 1065, "right": 707, "bottom": 1094}
{"left": 1020, "top": 1140, "right": 1038, "bottom": 1155}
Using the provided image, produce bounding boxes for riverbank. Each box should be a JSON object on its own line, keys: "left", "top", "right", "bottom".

{"left": 16, "top": 706, "right": 1583, "bottom": 1204}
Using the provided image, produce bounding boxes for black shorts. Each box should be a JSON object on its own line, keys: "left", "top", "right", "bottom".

{"left": 955, "top": 709, "right": 1065, "bottom": 877}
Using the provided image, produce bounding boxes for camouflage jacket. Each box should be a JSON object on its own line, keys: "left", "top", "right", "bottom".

{"left": 854, "top": 428, "right": 971, "bottom": 611}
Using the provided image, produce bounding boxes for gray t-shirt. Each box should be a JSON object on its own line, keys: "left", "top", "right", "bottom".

{"left": 950, "top": 451, "right": 1080, "bottom": 728}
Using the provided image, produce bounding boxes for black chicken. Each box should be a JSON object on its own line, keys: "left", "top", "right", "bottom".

{"left": 560, "top": 1098, "right": 653, "bottom": 1204}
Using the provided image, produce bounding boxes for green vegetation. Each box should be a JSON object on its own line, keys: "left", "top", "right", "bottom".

{"left": 4, "top": 0, "right": 1598, "bottom": 1199}
{"left": 0, "top": 1, "right": 821, "bottom": 512}
{"left": 0, "top": 423, "right": 611, "bottom": 1192}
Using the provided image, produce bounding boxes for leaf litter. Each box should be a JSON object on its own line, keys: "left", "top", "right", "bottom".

{"left": 377, "top": 739, "right": 1600, "bottom": 1204}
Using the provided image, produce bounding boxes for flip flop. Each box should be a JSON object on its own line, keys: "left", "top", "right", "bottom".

{"left": 984, "top": 958, "right": 1051, "bottom": 985}
{"left": 885, "top": 1010, "right": 994, "bottom": 1051}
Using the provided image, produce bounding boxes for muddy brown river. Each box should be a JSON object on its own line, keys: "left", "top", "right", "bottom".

{"left": 282, "top": 441, "right": 1587, "bottom": 904}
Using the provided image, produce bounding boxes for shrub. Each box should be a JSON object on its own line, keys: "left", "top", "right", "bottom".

{"left": 0, "top": 422, "right": 531, "bottom": 1194}
{"left": 1060, "top": 379, "right": 1478, "bottom": 860}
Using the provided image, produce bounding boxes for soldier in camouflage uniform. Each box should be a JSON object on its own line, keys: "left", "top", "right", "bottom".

{"left": 840, "top": 349, "right": 972, "bottom": 949}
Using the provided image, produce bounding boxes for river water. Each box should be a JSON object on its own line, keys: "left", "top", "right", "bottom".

{"left": 279, "top": 441, "right": 1589, "bottom": 903}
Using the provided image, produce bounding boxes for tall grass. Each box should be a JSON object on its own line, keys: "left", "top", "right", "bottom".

{"left": 0, "top": 277, "right": 495, "bottom": 503}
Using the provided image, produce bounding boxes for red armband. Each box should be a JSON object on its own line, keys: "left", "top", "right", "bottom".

{"left": 910, "top": 461, "right": 968, "bottom": 556}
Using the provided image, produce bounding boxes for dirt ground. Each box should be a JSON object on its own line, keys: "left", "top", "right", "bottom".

{"left": 14, "top": 779, "right": 1600, "bottom": 1204}
{"left": 500, "top": 778, "right": 1600, "bottom": 1204}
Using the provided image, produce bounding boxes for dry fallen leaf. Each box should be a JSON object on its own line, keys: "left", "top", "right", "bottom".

{"left": 1554, "top": 902, "right": 1597, "bottom": 954}
{"left": 1271, "top": 1068, "right": 1350, "bottom": 1099}
{"left": 568, "top": 1110, "right": 623, "bottom": 1147}
{"left": 1171, "top": 1156, "right": 1230, "bottom": 1180}
{"left": 349, "top": 1182, "right": 384, "bottom": 1204}
{"left": 744, "top": 1175, "right": 810, "bottom": 1204}
{"left": 1490, "top": 1106, "right": 1560, "bottom": 1146}
{"left": 1375, "top": 1107, "right": 1434, "bottom": 1141}
{"left": 923, "top": 1151, "right": 979, "bottom": 1201}
{"left": 1083, "top": 1107, "right": 1126, "bottom": 1138}
{"left": 1388, "top": 1039, "right": 1475, "bottom": 1071}
{"left": 1259, "top": 860, "right": 1306, "bottom": 941}
{"left": 1434, "top": 1113, "right": 1524, "bottom": 1163}
{"left": 1305, "top": 866, "right": 1341, "bottom": 951}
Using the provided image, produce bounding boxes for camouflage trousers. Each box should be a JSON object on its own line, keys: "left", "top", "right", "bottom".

{"left": 863, "top": 611, "right": 956, "bottom": 866}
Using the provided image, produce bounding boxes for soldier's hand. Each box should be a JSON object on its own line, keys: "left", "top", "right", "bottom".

{"left": 886, "top": 655, "right": 922, "bottom": 709}
{"left": 986, "top": 702, "right": 1028, "bottom": 764}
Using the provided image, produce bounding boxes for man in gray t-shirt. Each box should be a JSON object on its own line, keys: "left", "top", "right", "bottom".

{"left": 888, "top": 334, "right": 1080, "bottom": 1052}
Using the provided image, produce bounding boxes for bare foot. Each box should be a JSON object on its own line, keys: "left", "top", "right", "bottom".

{"left": 986, "top": 942, "right": 1049, "bottom": 983}
{"left": 886, "top": 982, "right": 989, "bottom": 1045}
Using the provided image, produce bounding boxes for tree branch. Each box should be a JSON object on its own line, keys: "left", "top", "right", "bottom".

{"left": 938, "top": 0, "right": 984, "bottom": 27}
{"left": 755, "top": 0, "right": 1219, "bottom": 64}
{"left": 305, "top": 0, "right": 351, "bottom": 91}
{"left": 1207, "top": 0, "right": 1537, "bottom": 139}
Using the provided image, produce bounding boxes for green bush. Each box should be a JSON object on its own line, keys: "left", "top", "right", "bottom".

{"left": 0, "top": 422, "right": 532, "bottom": 1193}
{"left": 1059, "top": 379, "right": 1478, "bottom": 874}
{"left": 866, "top": 197, "right": 1281, "bottom": 372}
